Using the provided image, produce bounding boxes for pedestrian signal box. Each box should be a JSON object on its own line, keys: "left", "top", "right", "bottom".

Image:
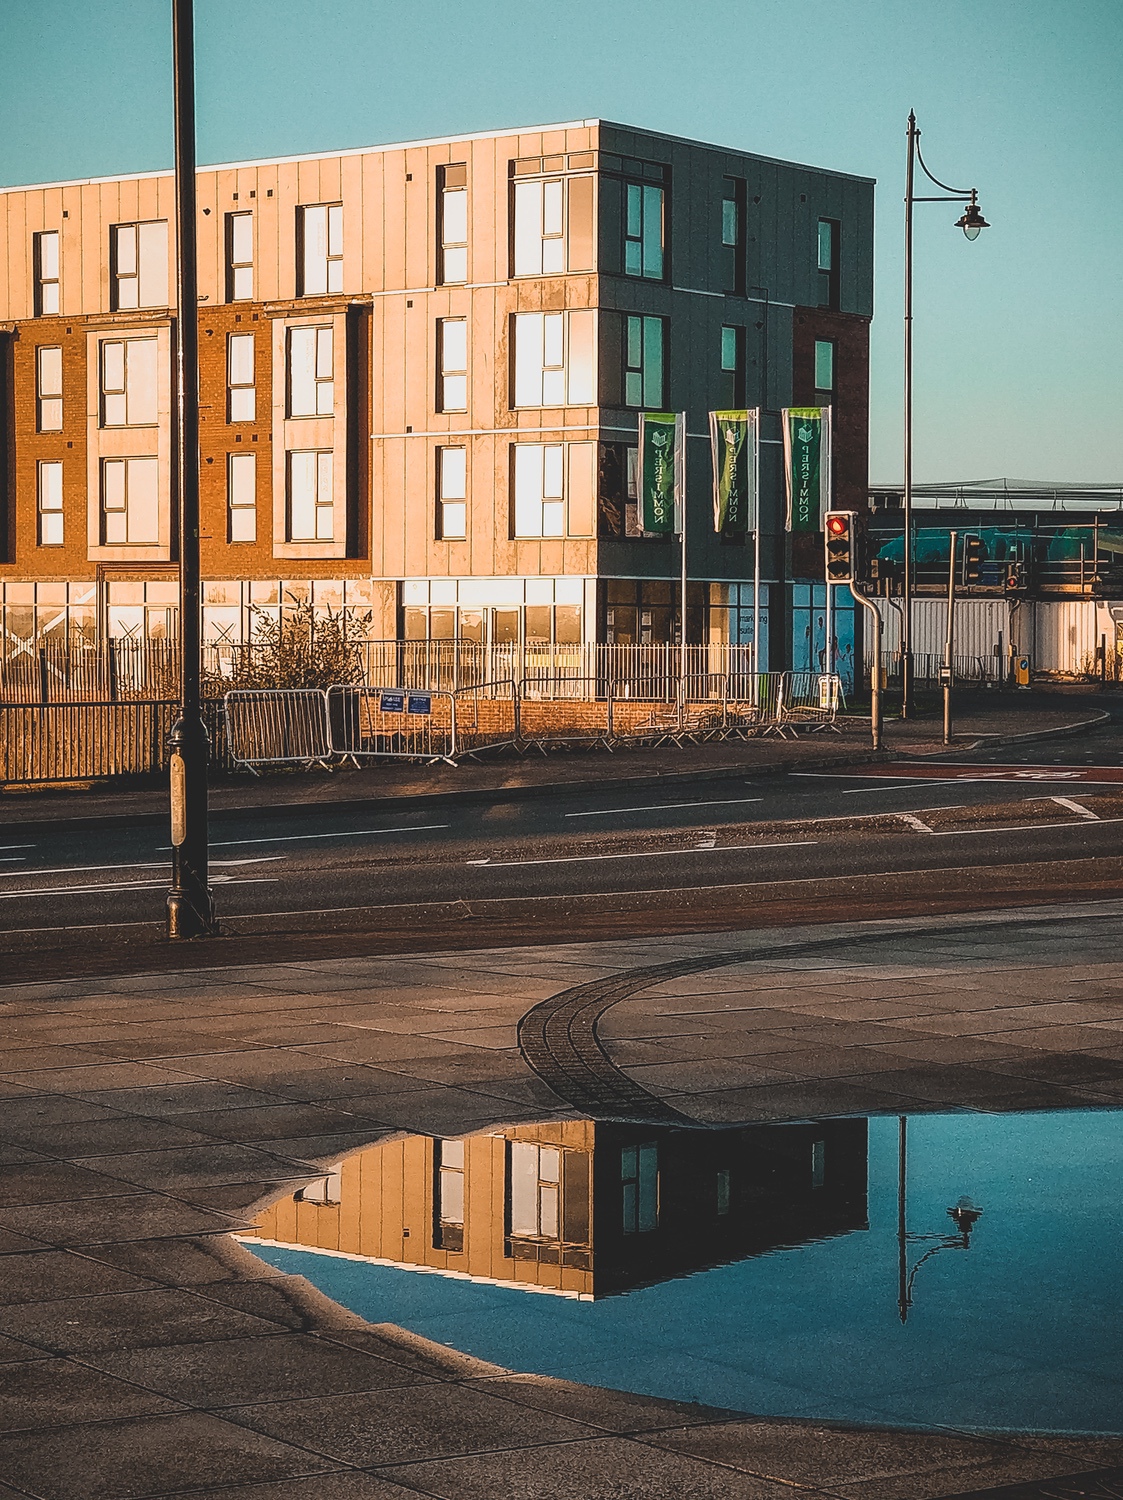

{"left": 824, "top": 511, "right": 856, "bottom": 583}
{"left": 962, "top": 534, "right": 984, "bottom": 585}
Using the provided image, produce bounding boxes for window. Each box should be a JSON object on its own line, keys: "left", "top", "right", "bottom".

{"left": 623, "top": 315, "right": 665, "bottom": 408}
{"left": 814, "top": 338, "right": 835, "bottom": 395}
{"left": 36, "top": 347, "right": 63, "bottom": 432}
{"left": 100, "top": 338, "right": 158, "bottom": 427}
{"left": 111, "top": 221, "right": 168, "bottom": 310}
{"left": 716, "top": 1167, "right": 731, "bottom": 1217}
{"left": 288, "top": 450, "right": 333, "bottom": 541}
{"left": 434, "top": 1138, "right": 465, "bottom": 1251}
{"left": 288, "top": 326, "right": 333, "bottom": 417}
{"left": 621, "top": 1143, "right": 658, "bottom": 1234}
{"left": 514, "top": 178, "right": 564, "bottom": 275}
{"left": 101, "top": 456, "right": 159, "bottom": 545}
{"left": 811, "top": 1139, "right": 826, "bottom": 1189}
{"left": 818, "top": 219, "right": 840, "bottom": 309}
{"left": 227, "top": 333, "right": 255, "bottom": 422}
{"left": 513, "top": 172, "right": 594, "bottom": 276}
{"left": 720, "top": 176, "right": 746, "bottom": 295}
{"left": 720, "top": 324, "right": 746, "bottom": 407}
{"left": 227, "top": 452, "right": 256, "bottom": 542}
{"left": 511, "top": 310, "right": 595, "bottom": 407}
{"left": 226, "top": 212, "right": 253, "bottom": 300}
{"left": 37, "top": 461, "right": 63, "bottom": 546}
{"left": 298, "top": 203, "right": 343, "bottom": 295}
{"left": 34, "top": 231, "right": 60, "bottom": 315}
{"left": 438, "top": 165, "right": 467, "bottom": 284}
{"left": 295, "top": 1170, "right": 342, "bottom": 1204}
{"left": 509, "top": 1141, "right": 561, "bottom": 1239}
{"left": 513, "top": 444, "right": 564, "bottom": 538}
{"left": 438, "top": 319, "right": 468, "bottom": 411}
{"left": 624, "top": 182, "right": 664, "bottom": 279}
{"left": 437, "top": 447, "right": 467, "bottom": 539}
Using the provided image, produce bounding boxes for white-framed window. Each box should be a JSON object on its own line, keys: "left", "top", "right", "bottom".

{"left": 512, "top": 444, "right": 564, "bottom": 538}
{"left": 624, "top": 183, "right": 664, "bottom": 280}
{"left": 511, "top": 310, "right": 595, "bottom": 408}
{"left": 287, "top": 450, "right": 334, "bottom": 541}
{"left": 512, "top": 173, "right": 595, "bottom": 277}
{"left": 511, "top": 442, "right": 596, "bottom": 539}
{"left": 435, "top": 1138, "right": 465, "bottom": 1249}
{"left": 509, "top": 1141, "right": 561, "bottom": 1240}
{"left": 621, "top": 1143, "right": 658, "bottom": 1234}
{"left": 814, "top": 338, "right": 835, "bottom": 394}
{"left": 288, "top": 326, "right": 333, "bottom": 417}
{"left": 227, "top": 452, "right": 256, "bottom": 542}
{"left": 227, "top": 333, "right": 255, "bottom": 422}
{"left": 226, "top": 211, "right": 253, "bottom": 301}
{"left": 101, "top": 456, "right": 159, "bottom": 545}
{"left": 298, "top": 203, "right": 343, "bottom": 295}
{"left": 438, "top": 165, "right": 468, "bottom": 284}
{"left": 437, "top": 318, "right": 468, "bottom": 412}
{"left": 100, "top": 338, "right": 159, "bottom": 427}
{"left": 623, "top": 315, "right": 664, "bottom": 408}
{"left": 111, "top": 221, "right": 169, "bottom": 310}
{"left": 34, "top": 231, "right": 60, "bottom": 315}
{"left": 37, "top": 460, "right": 63, "bottom": 546}
{"left": 437, "top": 447, "right": 467, "bottom": 539}
{"left": 36, "top": 346, "right": 63, "bottom": 432}
{"left": 514, "top": 178, "right": 565, "bottom": 276}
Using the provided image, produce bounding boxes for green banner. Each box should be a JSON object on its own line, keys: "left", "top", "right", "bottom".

{"left": 784, "top": 407, "right": 826, "bottom": 533}
{"left": 638, "top": 412, "right": 680, "bottom": 534}
{"left": 709, "top": 410, "right": 757, "bottom": 533}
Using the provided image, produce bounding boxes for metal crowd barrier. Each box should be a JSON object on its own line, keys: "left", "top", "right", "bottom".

{"left": 223, "top": 689, "right": 333, "bottom": 774}
{"left": 451, "top": 681, "right": 519, "bottom": 758}
{"left": 327, "top": 685, "right": 456, "bottom": 765}
{"left": 516, "top": 677, "right": 614, "bottom": 751}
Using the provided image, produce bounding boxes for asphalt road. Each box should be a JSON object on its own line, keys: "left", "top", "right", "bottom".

{"left": 3, "top": 761, "right": 1121, "bottom": 947}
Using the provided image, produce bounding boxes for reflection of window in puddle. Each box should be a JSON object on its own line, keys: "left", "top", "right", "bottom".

{"left": 244, "top": 1118, "right": 867, "bottom": 1300}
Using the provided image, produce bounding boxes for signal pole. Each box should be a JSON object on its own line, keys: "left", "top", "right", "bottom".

{"left": 941, "top": 530, "right": 958, "bottom": 746}
{"left": 826, "top": 511, "right": 881, "bottom": 752}
{"left": 166, "top": 0, "right": 215, "bottom": 939}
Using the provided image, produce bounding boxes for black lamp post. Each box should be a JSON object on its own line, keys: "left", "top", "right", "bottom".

{"left": 901, "top": 112, "right": 989, "bottom": 719}
{"left": 166, "top": 0, "right": 215, "bottom": 939}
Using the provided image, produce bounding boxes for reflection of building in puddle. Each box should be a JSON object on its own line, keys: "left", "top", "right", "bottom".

{"left": 244, "top": 1118, "right": 868, "bottom": 1299}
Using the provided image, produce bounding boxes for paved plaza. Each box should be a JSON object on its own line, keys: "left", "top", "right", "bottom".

{"left": 2, "top": 901, "right": 1123, "bottom": 1497}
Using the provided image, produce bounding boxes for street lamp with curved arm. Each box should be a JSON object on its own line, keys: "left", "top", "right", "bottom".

{"left": 900, "top": 112, "right": 989, "bottom": 719}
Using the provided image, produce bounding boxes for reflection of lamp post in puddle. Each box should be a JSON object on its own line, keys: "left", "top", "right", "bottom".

{"left": 897, "top": 1116, "right": 985, "bottom": 1323}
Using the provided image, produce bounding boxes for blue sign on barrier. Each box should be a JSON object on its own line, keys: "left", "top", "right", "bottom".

{"left": 380, "top": 692, "right": 405, "bottom": 713}
{"left": 407, "top": 694, "right": 432, "bottom": 716}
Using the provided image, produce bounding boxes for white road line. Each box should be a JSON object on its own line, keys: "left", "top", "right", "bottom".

{"left": 930, "top": 816, "right": 1123, "bottom": 837}
{"left": 467, "top": 840, "right": 818, "bottom": 869}
{"left": 565, "top": 797, "right": 764, "bottom": 818}
{"left": 0, "top": 875, "right": 281, "bottom": 900}
{"left": 0, "top": 857, "right": 28, "bottom": 863}
{"left": 838, "top": 778, "right": 1003, "bottom": 793}
{"left": 0, "top": 844, "right": 34, "bottom": 851}
{"left": 1052, "top": 797, "right": 1099, "bottom": 820}
{"left": 192, "top": 823, "right": 451, "bottom": 849}
{"left": 0, "top": 856, "right": 283, "bottom": 880}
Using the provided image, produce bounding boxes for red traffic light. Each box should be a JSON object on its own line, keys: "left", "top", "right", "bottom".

{"left": 826, "top": 514, "right": 849, "bottom": 537}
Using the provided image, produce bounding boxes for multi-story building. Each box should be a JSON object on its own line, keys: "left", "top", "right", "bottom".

{"left": 245, "top": 1118, "right": 869, "bottom": 1299}
{"left": 0, "top": 119, "right": 873, "bottom": 669}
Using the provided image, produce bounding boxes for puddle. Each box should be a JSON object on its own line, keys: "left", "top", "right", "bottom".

{"left": 241, "top": 1110, "right": 1123, "bottom": 1434}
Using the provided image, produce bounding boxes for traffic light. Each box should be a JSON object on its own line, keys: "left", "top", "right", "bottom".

{"left": 825, "top": 510, "right": 855, "bottom": 583}
{"left": 962, "top": 534, "right": 984, "bottom": 585}
{"left": 1004, "top": 564, "right": 1026, "bottom": 594}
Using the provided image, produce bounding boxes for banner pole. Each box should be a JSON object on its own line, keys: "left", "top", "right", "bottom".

{"left": 678, "top": 415, "right": 687, "bottom": 726}
{"left": 752, "top": 409, "right": 761, "bottom": 705}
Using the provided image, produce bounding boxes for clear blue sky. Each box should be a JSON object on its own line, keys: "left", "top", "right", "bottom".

{"left": 3, "top": 0, "right": 1120, "bottom": 484}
